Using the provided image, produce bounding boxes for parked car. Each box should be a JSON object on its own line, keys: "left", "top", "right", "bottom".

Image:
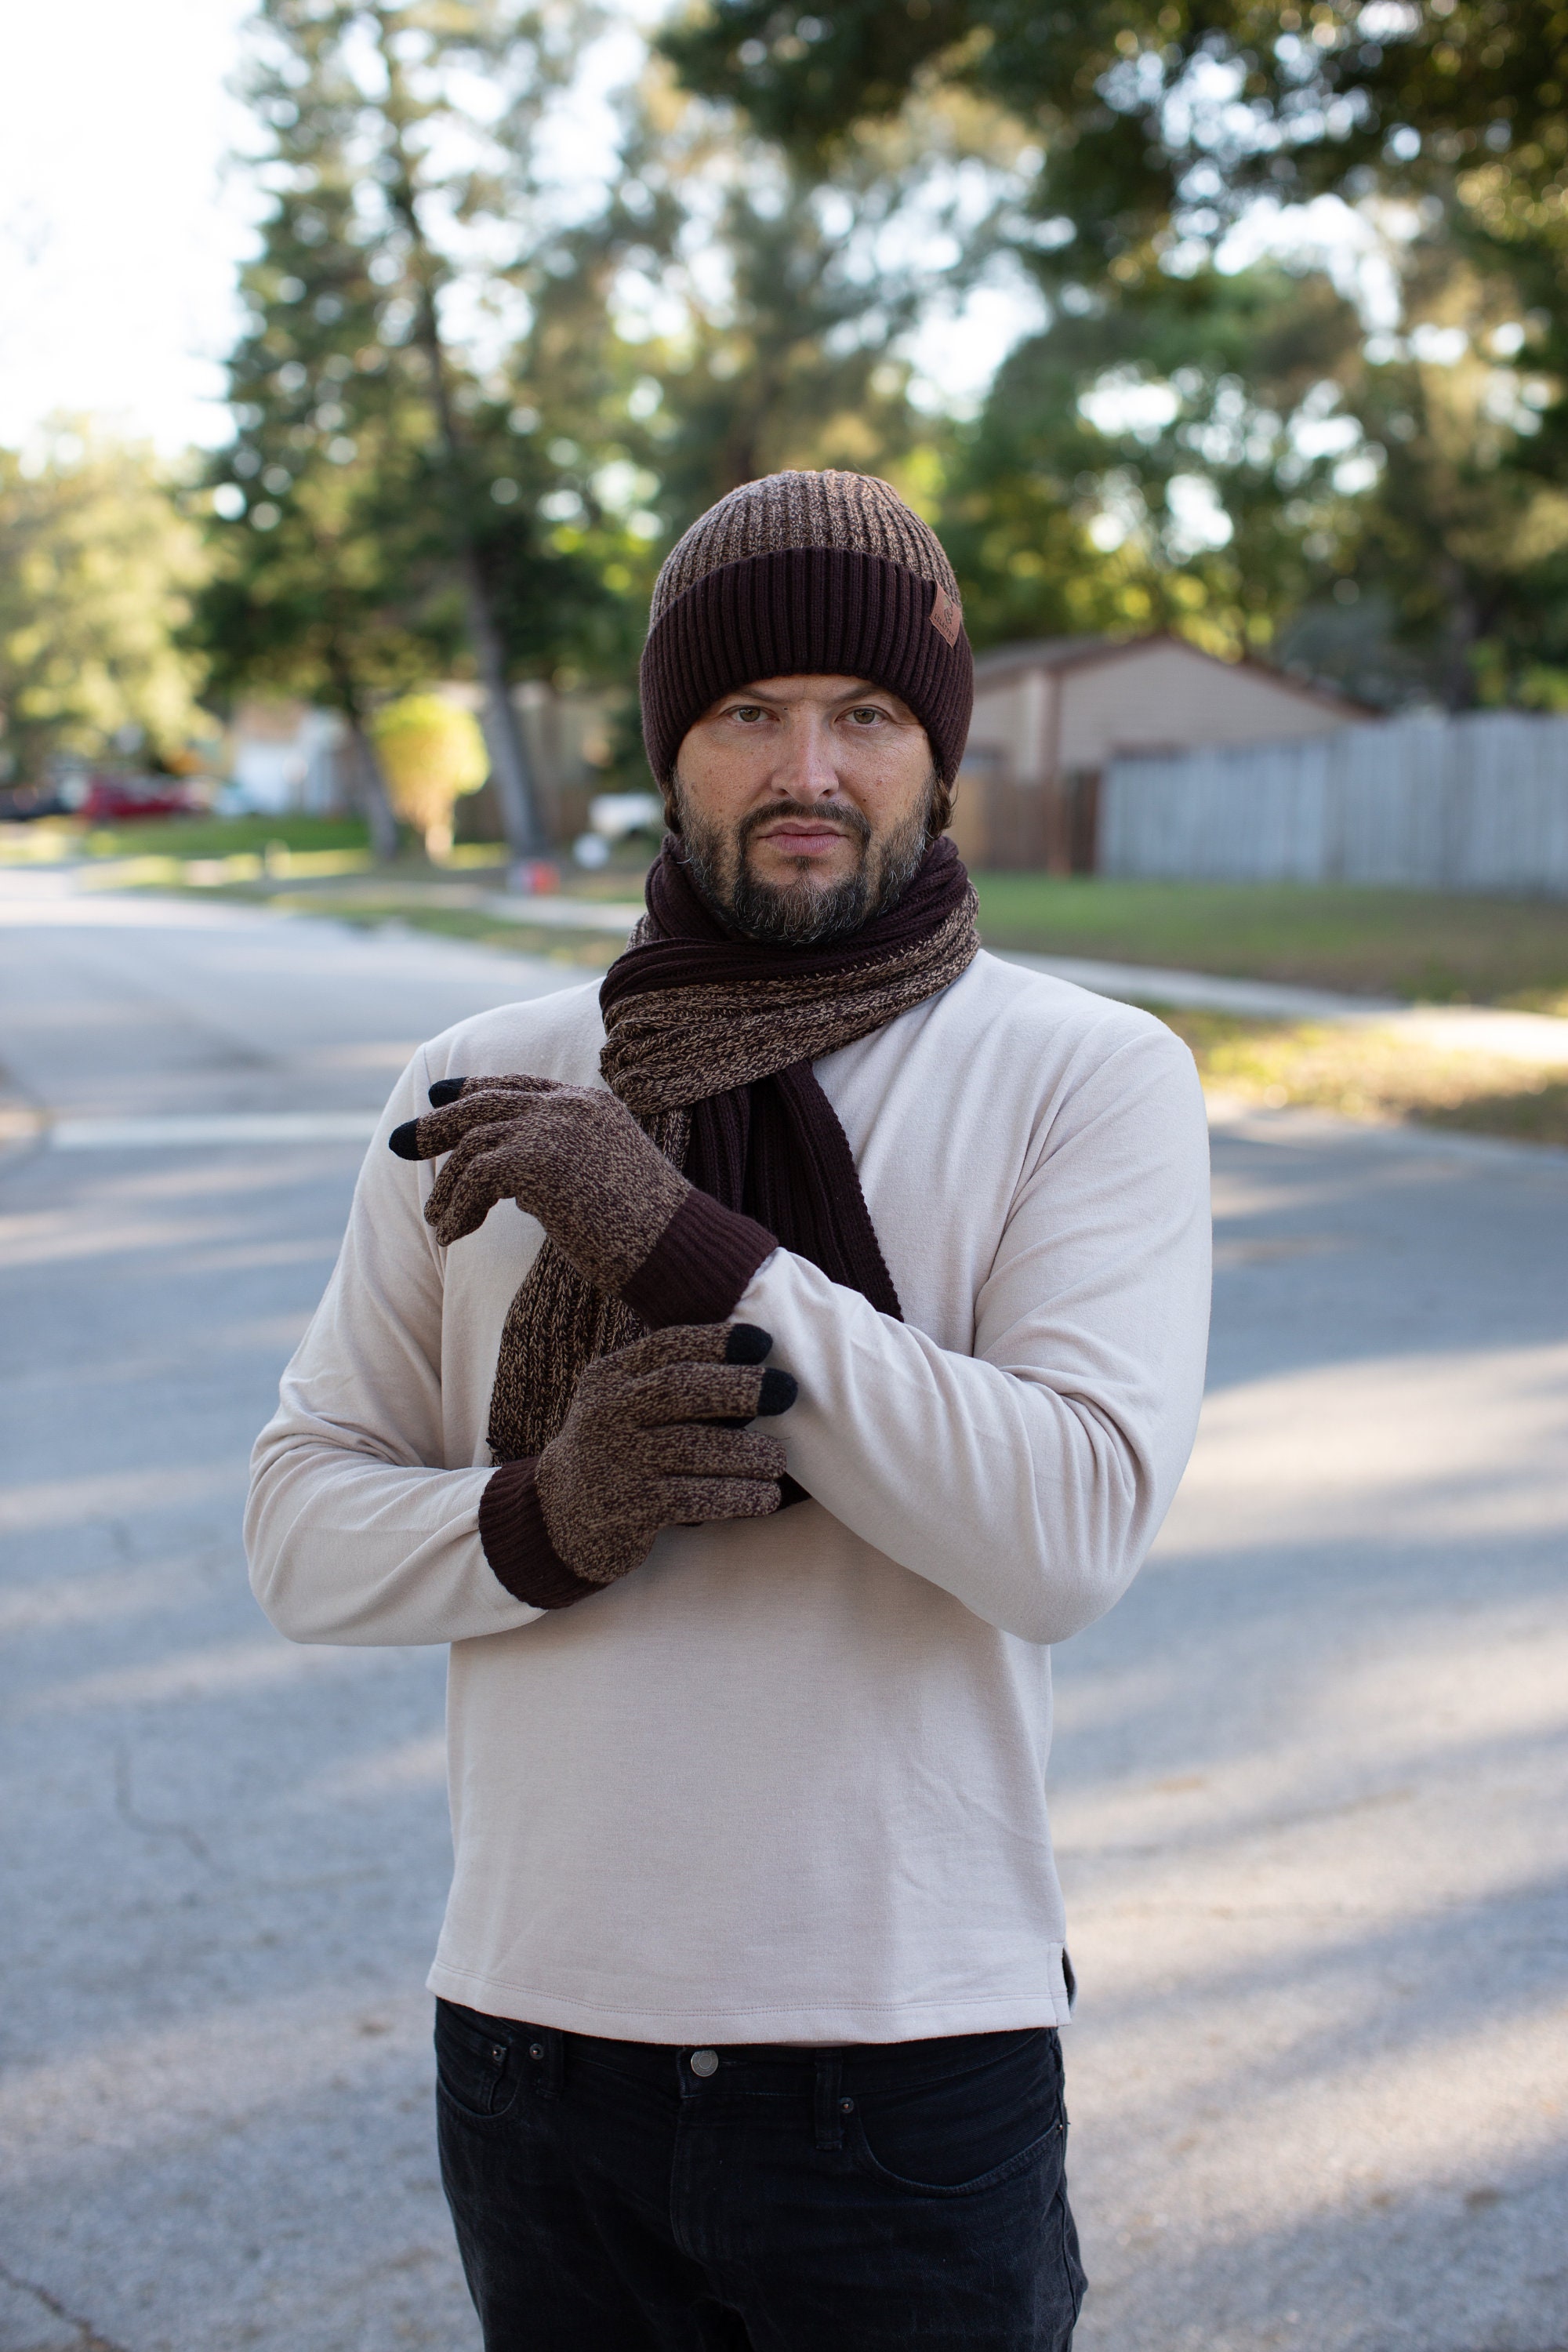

{"left": 0, "top": 782, "right": 73, "bottom": 822}
{"left": 78, "top": 775, "right": 204, "bottom": 824}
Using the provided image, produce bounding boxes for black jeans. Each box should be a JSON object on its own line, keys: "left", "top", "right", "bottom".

{"left": 436, "top": 1998, "right": 1086, "bottom": 2351}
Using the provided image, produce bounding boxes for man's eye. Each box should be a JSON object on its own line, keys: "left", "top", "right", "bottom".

{"left": 730, "top": 706, "right": 765, "bottom": 723}
{"left": 848, "top": 707, "right": 885, "bottom": 724}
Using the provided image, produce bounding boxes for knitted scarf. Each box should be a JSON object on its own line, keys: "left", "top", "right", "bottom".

{"left": 486, "top": 834, "right": 979, "bottom": 1462}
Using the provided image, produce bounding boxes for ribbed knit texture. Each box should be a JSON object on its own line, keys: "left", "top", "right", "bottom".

{"left": 619, "top": 1186, "right": 777, "bottom": 1330}
{"left": 640, "top": 472, "right": 974, "bottom": 784}
{"left": 477, "top": 1458, "right": 601, "bottom": 1610}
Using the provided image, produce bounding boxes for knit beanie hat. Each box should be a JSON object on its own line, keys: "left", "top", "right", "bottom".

{"left": 639, "top": 470, "right": 974, "bottom": 788}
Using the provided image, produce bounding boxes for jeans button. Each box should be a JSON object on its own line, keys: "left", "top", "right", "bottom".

{"left": 689, "top": 2048, "right": 719, "bottom": 2078}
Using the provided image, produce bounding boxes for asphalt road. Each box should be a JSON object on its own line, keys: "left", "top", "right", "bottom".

{"left": 2, "top": 873, "right": 1564, "bottom": 2352}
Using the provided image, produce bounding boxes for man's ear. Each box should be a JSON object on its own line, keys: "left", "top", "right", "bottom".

{"left": 661, "top": 772, "right": 684, "bottom": 837}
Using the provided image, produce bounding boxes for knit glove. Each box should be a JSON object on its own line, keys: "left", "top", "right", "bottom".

{"left": 478, "top": 1323, "right": 797, "bottom": 1609}
{"left": 390, "top": 1075, "right": 776, "bottom": 1327}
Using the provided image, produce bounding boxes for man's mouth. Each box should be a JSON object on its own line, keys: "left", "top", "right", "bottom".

{"left": 753, "top": 820, "right": 855, "bottom": 858}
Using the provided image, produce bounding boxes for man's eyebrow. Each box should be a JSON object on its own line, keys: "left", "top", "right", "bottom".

{"left": 718, "top": 682, "right": 888, "bottom": 704}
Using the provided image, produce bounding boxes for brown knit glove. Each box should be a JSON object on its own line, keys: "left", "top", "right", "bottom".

{"left": 390, "top": 1075, "right": 776, "bottom": 1327}
{"left": 477, "top": 1323, "right": 797, "bottom": 1608}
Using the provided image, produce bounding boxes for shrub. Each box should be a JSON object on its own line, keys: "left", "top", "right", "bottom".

{"left": 370, "top": 693, "right": 488, "bottom": 858}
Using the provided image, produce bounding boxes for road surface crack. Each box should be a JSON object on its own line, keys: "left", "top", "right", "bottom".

{"left": 114, "top": 1743, "right": 212, "bottom": 1865}
{"left": 0, "top": 2260, "right": 135, "bottom": 2352}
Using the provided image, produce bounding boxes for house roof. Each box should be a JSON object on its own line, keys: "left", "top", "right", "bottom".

{"left": 971, "top": 637, "right": 1116, "bottom": 678}
{"left": 970, "top": 631, "right": 1369, "bottom": 718}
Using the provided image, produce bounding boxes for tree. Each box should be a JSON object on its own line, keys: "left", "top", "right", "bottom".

{"left": 193, "top": 31, "right": 448, "bottom": 859}
{"left": 208, "top": 0, "right": 634, "bottom": 856}
{"left": 372, "top": 691, "right": 489, "bottom": 854}
{"left": 659, "top": 2, "right": 1566, "bottom": 260}
{"left": 0, "top": 426, "right": 208, "bottom": 788}
{"left": 942, "top": 263, "right": 1367, "bottom": 660}
{"left": 601, "top": 81, "right": 964, "bottom": 524}
{"left": 1308, "top": 232, "right": 1568, "bottom": 709}
{"left": 662, "top": 0, "right": 1568, "bottom": 703}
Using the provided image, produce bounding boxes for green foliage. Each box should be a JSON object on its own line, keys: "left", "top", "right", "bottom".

{"left": 660, "top": 2, "right": 1566, "bottom": 263}
{"left": 371, "top": 691, "right": 489, "bottom": 851}
{"left": 599, "top": 93, "right": 949, "bottom": 524}
{"left": 664, "top": 0, "right": 1568, "bottom": 706}
{"left": 194, "top": 2, "right": 615, "bottom": 694}
{"left": 191, "top": 13, "right": 462, "bottom": 746}
{"left": 944, "top": 264, "right": 1367, "bottom": 659}
{"left": 193, "top": 0, "right": 644, "bottom": 851}
{"left": 0, "top": 428, "right": 209, "bottom": 785}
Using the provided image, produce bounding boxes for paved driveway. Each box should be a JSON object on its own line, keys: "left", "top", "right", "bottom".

{"left": 2, "top": 877, "right": 1564, "bottom": 2352}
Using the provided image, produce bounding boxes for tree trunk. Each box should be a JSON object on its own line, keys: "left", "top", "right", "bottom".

{"left": 325, "top": 638, "right": 401, "bottom": 862}
{"left": 1437, "top": 558, "right": 1482, "bottom": 711}
{"left": 348, "top": 720, "right": 401, "bottom": 862}
{"left": 461, "top": 547, "right": 550, "bottom": 859}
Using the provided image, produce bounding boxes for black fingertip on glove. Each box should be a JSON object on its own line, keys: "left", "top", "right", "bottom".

{"left": 724, "top": 1323, "right": 772, "bottom": 1366}
{"left": 711, "top": 1327, "right": 796, "bottom": 1426}
{"left": 757, "top": 1367, "right": 798, "bottom": 1416}
{"left": 427, "top": 1077, "right": 466, "bottom": 1107}
{"left": 388, "top": 1118, "right": 421, "bottom": 1161}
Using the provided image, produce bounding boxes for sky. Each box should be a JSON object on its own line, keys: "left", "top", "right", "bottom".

{"left": 0, "top": 0, "right": 262, "bottom": 453}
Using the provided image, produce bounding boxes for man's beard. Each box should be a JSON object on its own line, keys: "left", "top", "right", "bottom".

{"left": 672, "top": 777, "right": 935, "bottom": 946}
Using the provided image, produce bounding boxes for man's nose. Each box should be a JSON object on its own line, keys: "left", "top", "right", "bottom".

{"left": 771, "top": 711, "right": 840, "bottom": 800}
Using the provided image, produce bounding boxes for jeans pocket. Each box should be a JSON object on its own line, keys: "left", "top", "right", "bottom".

{"left": 848, "top": 2027, "right": 1067, "bottom": 2197}
{"left": 434, "top": 1999, "right": 522, "bottom": 2122}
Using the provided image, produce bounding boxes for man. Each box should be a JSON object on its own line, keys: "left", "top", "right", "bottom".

{"left": 247, "top": 470, "right": 1211, "bottom": 2350}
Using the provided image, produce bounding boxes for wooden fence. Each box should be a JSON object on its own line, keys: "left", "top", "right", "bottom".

{"left": 1100, "top": 712, "right": 1568, "bottom": 895}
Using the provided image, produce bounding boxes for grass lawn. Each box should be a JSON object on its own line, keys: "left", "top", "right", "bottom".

{"left": 16, "top": 812, "right": 377, "bottom": 861}
{"left": 1160, "top": 1007, "right": 1568, "bottom": 1146}
{"left": 972, "top": 873, "right": 1568, "bottom": 1011}
{"left": 0, "top": 812, "right": 658, "bottom": 896}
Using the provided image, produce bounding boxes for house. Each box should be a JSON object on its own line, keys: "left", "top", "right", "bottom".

{"left": 948, "top": 635, "right": 1364, "bottom": 873}
{"left": 227, "top": 699, "right": 347, "bottom": 815}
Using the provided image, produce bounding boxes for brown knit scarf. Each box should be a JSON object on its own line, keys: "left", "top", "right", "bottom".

{"left": 486, "top": 835, "right": 979, "bottom": 1463}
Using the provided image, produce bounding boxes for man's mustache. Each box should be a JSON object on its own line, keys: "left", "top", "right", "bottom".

{"left": 739, "top": 800, "right": 872, "bottom": 853}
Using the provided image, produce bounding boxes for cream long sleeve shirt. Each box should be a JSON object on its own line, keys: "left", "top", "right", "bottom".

{"left": 246, "top": 950, "right": 1211, "bottom": 2045}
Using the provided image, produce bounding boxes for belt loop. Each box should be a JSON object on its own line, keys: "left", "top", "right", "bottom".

{"left": 814, "top": 2053, "right": 844, "bottom": 2151}
{"left": 524, "top": 2025, "right": 564, "bottom": 2100}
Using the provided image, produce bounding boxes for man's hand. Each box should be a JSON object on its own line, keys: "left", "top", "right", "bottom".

{"left": 390, "top": 1074, "right": 779, "bottom": 1330}
{"left": 534, "top": 1323, "right": 796, "bottom": 1589}
{"left": 390, "top": 1076, "right": 688, "bottom": 1295}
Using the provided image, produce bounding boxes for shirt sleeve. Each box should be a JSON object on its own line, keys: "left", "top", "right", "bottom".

{"left": 245, "top": 1048, "right": 543, "bottom": 1648}
{"left": 737, "top": 1022, "right": 1212, "bottom": 1646}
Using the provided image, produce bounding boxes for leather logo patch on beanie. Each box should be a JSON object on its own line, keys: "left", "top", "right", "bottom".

{"left": 639, "top": 470, "right": 975, "bottom": 786}
{"left": 929, "top": 585, "right": 962, "bottom": 647}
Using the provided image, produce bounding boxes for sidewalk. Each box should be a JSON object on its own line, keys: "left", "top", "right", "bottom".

{"left": 997, "top": 949, "right": 1568, "bottom": 1067}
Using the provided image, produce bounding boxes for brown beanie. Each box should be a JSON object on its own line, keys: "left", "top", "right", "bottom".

{"left": 639, "top": 470, "right": 974, "bottom": 788}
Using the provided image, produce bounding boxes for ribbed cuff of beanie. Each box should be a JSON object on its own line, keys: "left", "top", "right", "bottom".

{"left": 621, "top": 1188, "right": 777, "bottom": 1328}
{"left": 478, "top": 1459, "right": 601, "bottom": 1611}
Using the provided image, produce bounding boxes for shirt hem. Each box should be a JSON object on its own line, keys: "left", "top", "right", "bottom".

{"left": 426, "top": 1958, "right": 1072, "bottom": 2043}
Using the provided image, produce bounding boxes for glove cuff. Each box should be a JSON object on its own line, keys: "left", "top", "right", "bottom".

{"left": 621, "top": 1187, "right": 778, "bottom": 1328}
{"left": 477, "top": 1457, "right": 602, "bottom": 1611}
